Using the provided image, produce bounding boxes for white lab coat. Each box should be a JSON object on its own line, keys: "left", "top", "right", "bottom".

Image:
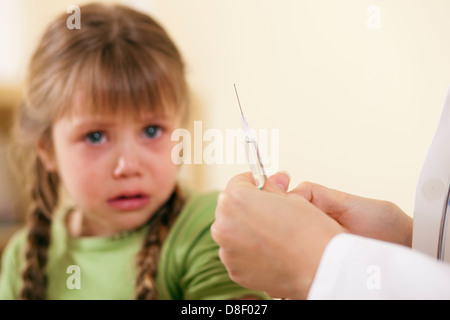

{"left": 307, "top": 233, "right": 450, "bottom": 299}
{"left": 306, "top": 88, "right": 450, "bottom": 299}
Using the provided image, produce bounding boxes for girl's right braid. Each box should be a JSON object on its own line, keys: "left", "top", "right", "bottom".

{"left": 20, "top": 161, "right": 59, "bottom": 300}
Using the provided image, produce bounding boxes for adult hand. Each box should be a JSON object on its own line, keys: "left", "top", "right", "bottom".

{"left": 211, "top": 172, "right": 345, "bottom": 299}
{"left": 290, "top": 182, "right": 413, "bottom": 247}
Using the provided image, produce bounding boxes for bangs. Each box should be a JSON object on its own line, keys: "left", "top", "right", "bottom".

{"left": 59, "top": 41, "right": 186, "bottom": 121}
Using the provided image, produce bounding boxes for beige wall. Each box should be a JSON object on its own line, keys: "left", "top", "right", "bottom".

{"left": 2, "top": 0, "right": 450, "bottom": 216}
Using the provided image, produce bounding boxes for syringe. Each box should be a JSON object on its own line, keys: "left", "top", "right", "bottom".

{"left": 233, "top": 84, "right": 267, "bottom": 189}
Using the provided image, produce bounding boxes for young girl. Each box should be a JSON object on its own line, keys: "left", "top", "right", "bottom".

{"left": 0, "top": 3, "right": 268, "bottom": 300}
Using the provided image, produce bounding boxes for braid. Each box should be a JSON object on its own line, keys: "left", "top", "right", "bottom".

{"left": 20, "top": 161, "right": 59, "bottom": 300}
{"left": 135, "top": 186, "right": 185, "bottom": 300}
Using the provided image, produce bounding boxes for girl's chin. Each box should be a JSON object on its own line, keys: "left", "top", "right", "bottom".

{"left": 88, "top": 215, "right": 151, "bottom": 237}
{"left": 70, "top": 206, "right": 157, "bottom": 237}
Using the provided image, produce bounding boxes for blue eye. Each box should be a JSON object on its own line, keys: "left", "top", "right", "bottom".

{"left": 144, "top": 125, "right": 162, "bottom": 139}
{"left": 85, "top": 131, "right": 105, "bottom": 144}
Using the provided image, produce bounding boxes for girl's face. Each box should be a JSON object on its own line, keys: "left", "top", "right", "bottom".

{"left": 43, "top": 101, "right": 181, "bottom": 237}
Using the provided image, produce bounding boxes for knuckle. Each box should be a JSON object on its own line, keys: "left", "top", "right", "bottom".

{"left": 298, "top": 180, "right": 314, "bottom": 190}
{"left": 217, "top": 188, "right": 242, "bottom": 215}
{"left": 227, "top": 268, "right": 241, "bottom": 284}
{"left": 210, "top": 222, "right": 220, "bottom": 243}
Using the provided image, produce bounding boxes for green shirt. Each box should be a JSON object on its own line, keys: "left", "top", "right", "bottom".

{"left": 0, "top": 191, "right": 269, "bottom": 300}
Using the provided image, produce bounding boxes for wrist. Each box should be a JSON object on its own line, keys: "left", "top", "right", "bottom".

{"left": 290, "top": 230, "right": 343, "bottom": 299}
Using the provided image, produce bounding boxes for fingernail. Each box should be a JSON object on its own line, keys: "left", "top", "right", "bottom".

{"left": 280, "top": 171, "right": 291, "bottom": 180}
{"left": 277, "top": 171, "right": 291, "bottom": 191}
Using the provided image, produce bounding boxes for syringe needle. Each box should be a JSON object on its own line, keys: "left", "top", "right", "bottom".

{"left": 234, "top": 83, "right": 244, "bottom": 117}
{"left": 232, "top": 83, "right": 267, "bottom": 189}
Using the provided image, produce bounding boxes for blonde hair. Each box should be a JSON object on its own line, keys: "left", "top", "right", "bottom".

{"left": 10, "top": 3, "right": 188, "bottom": 299}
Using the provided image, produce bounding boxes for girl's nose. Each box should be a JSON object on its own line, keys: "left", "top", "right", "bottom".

{"left": 113, "top": 147, "right": 142, "bottom": 179}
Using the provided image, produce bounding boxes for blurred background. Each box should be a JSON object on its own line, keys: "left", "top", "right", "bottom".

{"left": 1, "top": 0, "right": 450, "bottom": 254}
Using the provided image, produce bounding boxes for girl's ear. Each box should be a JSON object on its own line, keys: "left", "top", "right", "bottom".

{"left": 37, "top": 138, "right": 57, "bottom": 172}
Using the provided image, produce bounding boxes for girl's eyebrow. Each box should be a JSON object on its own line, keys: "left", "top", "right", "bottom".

{"left": 137, "top": 114, "right": 173, "bottom": 122}
{"left": 70, "top": 115, "right": 173, "bottom": 130}
{"left": 71, "top": 119, "right": 115, "bottom": 131}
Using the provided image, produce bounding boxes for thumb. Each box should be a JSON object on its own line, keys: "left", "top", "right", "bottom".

{"left": 289, "top": 181, "right": 350, "bottom": 214}
{"left": 261, "top": 171, "right": 291, "bottom": 194}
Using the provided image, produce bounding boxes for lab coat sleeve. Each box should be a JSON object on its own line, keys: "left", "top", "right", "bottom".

{"left": 308, "top": 233, "right": 450, "bottom": 299}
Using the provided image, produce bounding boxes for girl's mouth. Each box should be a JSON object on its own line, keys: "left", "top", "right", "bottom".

{"left": 107, "top": 193, "right": 150, "bottom": 211}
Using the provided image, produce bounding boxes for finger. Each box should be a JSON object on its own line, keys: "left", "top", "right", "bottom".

{"left": 289, "top": 181, "right": 350, "bottom": 215}
{"left": 261, "top": 171, "right": 291, "bottom": 194}
{"left": 217, "top": 172, "right": 263, "bottom": 223}
{"left": 225, "top": 171, "right": 257, "bottom": 190}
{"left": 288, "top": 181, "right": 316, "bottom": 201}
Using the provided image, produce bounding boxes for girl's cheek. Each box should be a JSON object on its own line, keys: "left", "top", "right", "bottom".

{"left": 59, "top": 150, "right": 106, "bottom": 189}
{"left": 143, "top": 135, "right": 177, "bottom": 164}
{"left": 149, "top": 147, "right": 178, "bottom": 181}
